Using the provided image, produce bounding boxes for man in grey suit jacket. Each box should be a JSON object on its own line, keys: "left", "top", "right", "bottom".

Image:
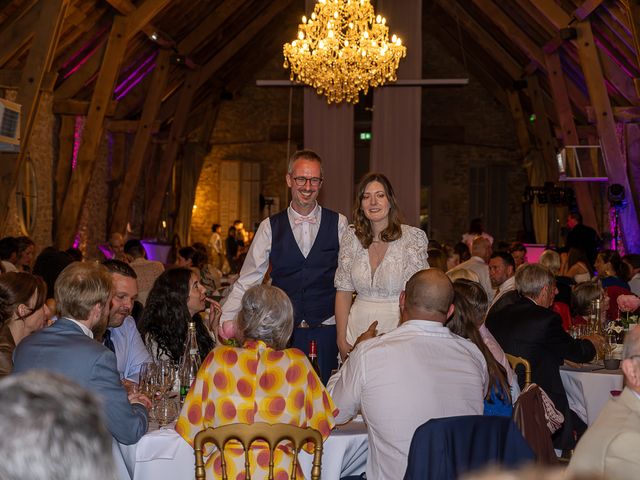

{"left": 13, "top": 262, "right": 151, "bottom": 445}
{"left": 567, "top": 326, "right": 640, "bottom": 479}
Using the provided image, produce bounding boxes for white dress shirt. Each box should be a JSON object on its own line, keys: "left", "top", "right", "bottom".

{"left": 220, "top": 203, "right": 348, "bottom": 322}
{"left": 65, "top": 317, "right": 94, "bottom": 338}
{"left": 328, "top": 320, "right": 488, "bottom": 480}
{"left": 109, "top": 316, "right": 152, "bottom": 382}
{"left": 490, "top": 275, "right": 516, "bottom": 307}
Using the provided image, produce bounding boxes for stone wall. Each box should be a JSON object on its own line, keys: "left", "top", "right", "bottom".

{"left": 190, "top": 56, "right": 303, "bottom": 245}
{"left": 2, "top": 90, "right": 54, "bottom": 253}
{"left": 422, "top": 24, "right": 528, "bottom": 245}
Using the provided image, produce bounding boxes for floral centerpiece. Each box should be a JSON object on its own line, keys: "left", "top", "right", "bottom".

{"left": 617, "top": 294, "right": 640, "bottom": 328}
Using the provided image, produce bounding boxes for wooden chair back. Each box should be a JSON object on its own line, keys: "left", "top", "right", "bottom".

{"left": 506, "top": 353, "right": 532, "bottom": 388}
{"left": 194, "top": 422, "right": 323, "bottom": 480}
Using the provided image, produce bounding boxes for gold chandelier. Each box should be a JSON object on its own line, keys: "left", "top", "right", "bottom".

{"left": 283, "top": 0, "right": 406, "bottom": 104}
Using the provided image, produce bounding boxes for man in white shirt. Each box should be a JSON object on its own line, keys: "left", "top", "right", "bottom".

{"left": 487, "top": 251, "right": 518, "bottom": 316}
{"left": 220, "top": 150, "right": 348, "bottom": 383}
{"left": 449, "top": 236, "right": 494, "bottom": 302}
{"left": 100, "top": 260, "right": 152, "bottom": 383}
{"left": 328, "top": 269, "right": 488, "bottom": 479}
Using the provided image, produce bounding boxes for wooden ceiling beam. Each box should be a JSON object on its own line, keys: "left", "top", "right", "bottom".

{"left": 526, "top": 74, "right": 558, "bottom": 181}
{"left": 470, "top": 0, "right": 545, "bottom": 71}
{"left": 110, "top": 49, "right": 171, "bottom": 236}
{"left": 575, "top": 20, "right": 640, "bottom": 252}
{"left": 124, "top": 0, "right": 172, "bottom": 42}
{"left": 55, "top": 16, "right": 129, "bottom": 248}
{"left": 0, "top": 69, "right": 57, "bottom": 90}
{"left": 573, "top": 0, "right": 606, "bottom": 21}
{"left": 143, "top": 69, "right": 201, "bottom": 237}
{"left": 625, "top": 0, "right": 640, "bottom": 97}
{"left": 53, "top": 98, "right": 117, "bottom": 115}
{"left": 0, "top": 2, "right": 39, "bottom": 66}
{"left": 56, "top": 0, "right": 174, "bottom": 248}
{"left": 54, "top": 115, "right": 76, "bottom": 218}
{"left": 434, "top": 0, "right": 523, "bottom": 80}
{"left": 54, "top": 41, "right": 106, "bottom": 100}
{"left": 176, "top": 0, "right": 247, "bottom": 55}
{"left": 104, "top": 0, "right": 158, "bottom": 40}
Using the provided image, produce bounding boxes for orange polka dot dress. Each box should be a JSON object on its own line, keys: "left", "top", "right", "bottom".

{"left": 176, "top": 340, "right": 338, "bottom": 479}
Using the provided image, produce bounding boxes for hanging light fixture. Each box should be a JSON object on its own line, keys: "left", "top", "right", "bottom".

{"left": 283, "top": 0, "right": 406, "bottom": 104}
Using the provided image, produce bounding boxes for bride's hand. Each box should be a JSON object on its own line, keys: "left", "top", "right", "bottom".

{"left": 338, "top": 339, "right": 353, "bottom": 362}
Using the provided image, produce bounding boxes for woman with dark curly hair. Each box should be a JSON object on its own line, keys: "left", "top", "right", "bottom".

{"left": 139, "top": 267, "right": 216, "bottom": 363}
{"left": 334, "top": 173, "right": 429, "bottom": 360}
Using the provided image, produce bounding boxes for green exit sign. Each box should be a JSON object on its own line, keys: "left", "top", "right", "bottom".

{"left": 359, "top": 132, "right": 372, "bottom": 141}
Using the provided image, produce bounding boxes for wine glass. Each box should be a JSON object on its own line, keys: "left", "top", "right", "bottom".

{"left": 154, "top": 360, "right": 178, "bottom": 426}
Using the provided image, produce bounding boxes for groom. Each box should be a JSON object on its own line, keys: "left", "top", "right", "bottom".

{"left": 220, "top": 150, "right": 348, "bottom": 383}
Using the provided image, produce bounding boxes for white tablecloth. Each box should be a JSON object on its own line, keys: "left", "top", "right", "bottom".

{"left": 118, "top": 420, "right": 368, "bottom": 480}
{"left": 560, "top": 365, "right": 624, "bottom": 426}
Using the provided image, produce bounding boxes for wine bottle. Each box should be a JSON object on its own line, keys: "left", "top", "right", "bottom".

{"left": 179, "top": 322, "right": 201, "bottom": 403}
{"left": 308, "top": 340, "right": 321, "bottom": 378}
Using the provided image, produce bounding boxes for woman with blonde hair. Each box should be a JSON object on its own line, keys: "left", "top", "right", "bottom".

{"left": 334, "top": 173, "right": 429, "bottom": 360}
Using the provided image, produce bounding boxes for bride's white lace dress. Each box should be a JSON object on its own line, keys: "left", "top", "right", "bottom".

{"left": 335, "top": 224, "right": 429, "bottom": 344}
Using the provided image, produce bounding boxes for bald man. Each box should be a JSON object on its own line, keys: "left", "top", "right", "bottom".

{"left": 448, "top": 237, "right": 494, "bottom": 302}
{"left": 567, "top": 327, "right": 640, "bottom": 479}
{"left": 328, "top": 269, "right": 488, "bottom": 480}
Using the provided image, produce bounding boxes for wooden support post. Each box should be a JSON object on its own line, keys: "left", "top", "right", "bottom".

{"left": 545, "top": 51, "right": 598, "bottom": 230}
{"left": 505, "top": 89, "right": 531, "bottom": 158}
{"left": 576, "top": 20, "right": 640, "bottom": 252}
{"left": 110, "top": 50, "right": 171, "bottom": 235}
{"left": 55, "top": 16, "right": 128, "bottom": 248}
{"left": 526, "top": 75, "right": 558, "bottom": 181}
{"left": 0, "top": 0, "right": 69, "bottom": 231}
{"left": 124, "top": 0, "right": 172, "bottom": 42}
{"left": 625, "top": 0, "right": 640, "bottom": 98}
{"left": 143, "top": 70, "right": 201, "bottom": 238}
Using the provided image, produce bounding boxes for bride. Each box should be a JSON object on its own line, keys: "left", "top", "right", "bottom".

{"left": 334, "top": 173, "right": 429, "bottom": 360}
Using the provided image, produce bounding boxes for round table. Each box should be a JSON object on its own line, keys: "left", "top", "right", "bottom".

{"left": 560, "top": 364, "right": 624, "bottom": 426}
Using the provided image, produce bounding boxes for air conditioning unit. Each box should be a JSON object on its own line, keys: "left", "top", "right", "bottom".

{"left": 0, "top": 98, "right": 21, "bottom": 152}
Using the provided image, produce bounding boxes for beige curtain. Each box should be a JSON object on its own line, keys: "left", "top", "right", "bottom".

{"left": 524, "top": 150, "right": 549, "bottom": 245}
{"left": 175, "top": 144, "right": 206, "bottom": 246}
{"left": 370, "top": 0, "right": 422, "bottom": 226}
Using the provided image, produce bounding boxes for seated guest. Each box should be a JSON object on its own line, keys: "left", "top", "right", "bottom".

{"left": 426, "top": 248, "right": 447, "bottom": 272}
{"left": 454, "top": 241, "right": 471, "bottom": 263}
{"left": 509, "top": 242, "right": 528, "bottom": 268}
{"left": 571, "top": 280, "right": 609, "bottom": 327}
{"left": 562, "top": 247, "right": 593, "bottom": 284}
{"left": 0, "top": 371, "right": 115, "bottom": 480}
{"left": 192, "top": 242, "right": 223, "bottom": 294}
{"left": 538, "top": 249, "right": 572, "bottom": 331}
{"left": 15, "top": 236, "right": 35, "bottom": 272}
{"left": 100, "top": 260, "right": 151, "bottom": 383}
{"left": 329, "top": 269, "right": 487, "bottom": 479}
{"left": 449, "top": 237, "right": 494, "bottom": 302}
{"left": 139, "top": 267, "right": 215, "bottom": 363}
{"left": 443, "top": 243, "right": 460, "bottom": 271}
{"left": 452, "top": 279, "right": 519, "bottom": 403}
{"left": 448, "top": 280, "right": 513, "bottom": 416}
{"left": 12, "top": 262, "right": 150, "bottom": 445}
{"left": 485, "top": 264, "right": 602, "bottom": 450}
{"left": 0, "top": 273, "right": 48, "bottom": 377}
{"left": 596, "top": 249, "right": 631, "bottom": 290}
{"left": 487, "top": 252, "right": 518, "bottom": 316}
{"left": 125, "top": 239, "right": 164, "bottom": 306}
{"left": 176, "top": 284, "right": 336, "bottom": 479}
{"left": 567, "top": 327, "right": 640, "bottom": 479}
{"left": 623, "top": 253, "right": 640, "bottom": 296}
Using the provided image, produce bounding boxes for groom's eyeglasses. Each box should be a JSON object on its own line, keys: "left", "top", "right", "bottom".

{"left": 292, "top": 176, "right": 323, "bottom": 187}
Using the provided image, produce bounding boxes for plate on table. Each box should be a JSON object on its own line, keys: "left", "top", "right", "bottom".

{"left": 561, "top": 361, "right": 604, "bottom": 372}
